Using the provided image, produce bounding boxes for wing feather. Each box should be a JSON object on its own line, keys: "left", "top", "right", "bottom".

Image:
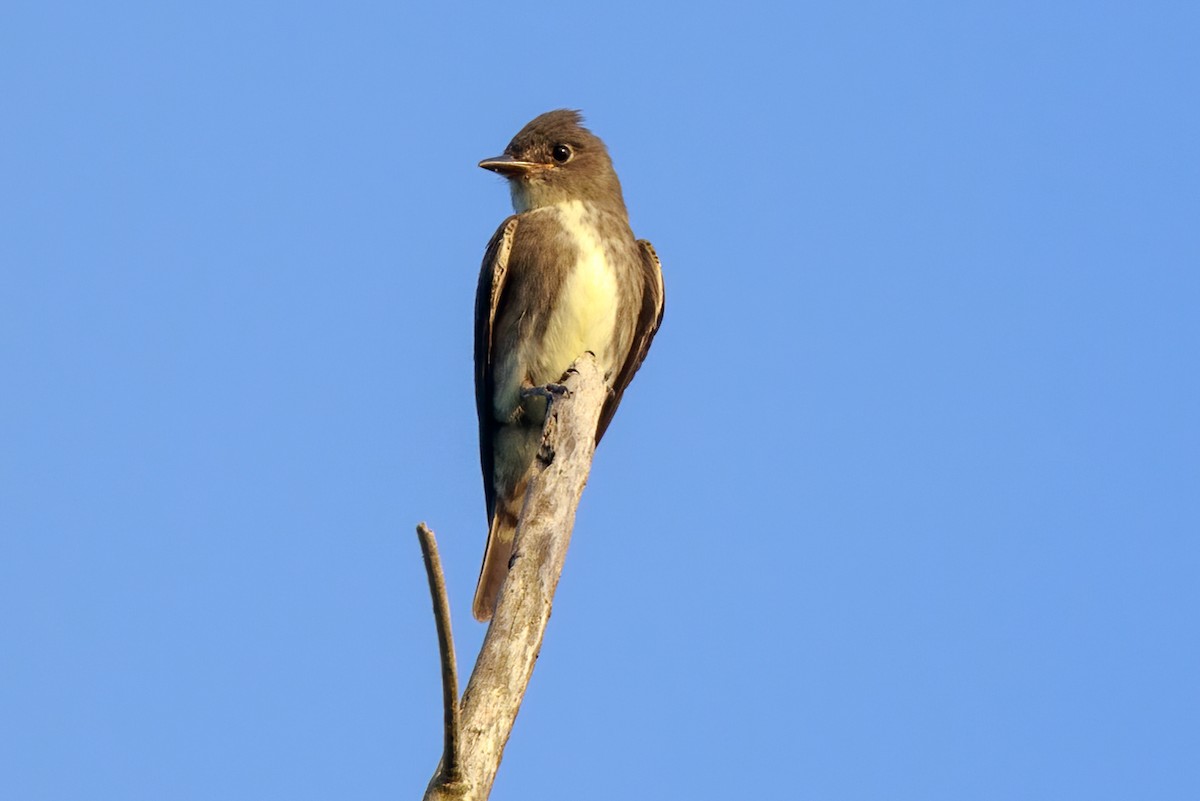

{"left": 474, "top": 216, "right": 519, "bottom": 520}
{"left": 595, "top": 239, "right": 665, "bottom": 441}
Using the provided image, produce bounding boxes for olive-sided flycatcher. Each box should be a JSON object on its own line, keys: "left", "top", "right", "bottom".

{"left": 472, "top": 109, "right": 665, "bottom": 621}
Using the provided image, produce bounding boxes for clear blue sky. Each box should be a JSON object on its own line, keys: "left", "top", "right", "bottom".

{"left": 2, "top": 2, "right": 1197, "bottom": 799}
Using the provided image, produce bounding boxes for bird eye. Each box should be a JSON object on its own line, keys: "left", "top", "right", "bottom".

{"left": 551, "top": 144, "right": 572, "bottom": 163}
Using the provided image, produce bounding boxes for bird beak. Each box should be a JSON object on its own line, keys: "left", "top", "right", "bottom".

{"left": 478, "top": 155, "right": 542, "bottom": 177}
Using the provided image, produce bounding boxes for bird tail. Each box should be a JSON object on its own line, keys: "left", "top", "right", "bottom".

{"left": 472, "top": 511, "right": 517, "bottom": 622}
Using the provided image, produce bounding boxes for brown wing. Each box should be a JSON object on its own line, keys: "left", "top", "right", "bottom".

{"left": 474, "top": 216, "right": 519, "bottom": 520}
{"left": 595, "top": 239, "right": 666, "bottom": 442}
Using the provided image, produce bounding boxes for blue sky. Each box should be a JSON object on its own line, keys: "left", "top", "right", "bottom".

{"left": 2, "top": 2, "right": 1197, "bottom": 799}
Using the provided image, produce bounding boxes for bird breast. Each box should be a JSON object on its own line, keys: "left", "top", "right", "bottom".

{"left": 530, "top": 201, "right": 622, "bottom": 384}
{"left": 491, "top": 200, "right": 631, "bottom": 424}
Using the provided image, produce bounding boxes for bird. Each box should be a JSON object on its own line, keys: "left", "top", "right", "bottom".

{"left": 471, "top": 109, "right": 665, "bottom": 622}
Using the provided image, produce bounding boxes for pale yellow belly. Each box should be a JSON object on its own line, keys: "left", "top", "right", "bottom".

{"left": 529, "top": 251, "right": 620, "bottom": 385}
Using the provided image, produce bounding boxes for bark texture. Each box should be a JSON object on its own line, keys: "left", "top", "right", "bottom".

{"left": 423, "top": 354, "right": 605, "bottom": 801}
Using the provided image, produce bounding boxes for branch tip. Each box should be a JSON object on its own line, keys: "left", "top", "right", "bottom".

{"left": 416, "top": 523, "right": 463, "bottom": 785}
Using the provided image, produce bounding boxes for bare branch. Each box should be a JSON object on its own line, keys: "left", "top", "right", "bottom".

{"left": 422, "top": 353, "right": 606, "bottom": 801}
{"left": 417, "top": 523, "right": 465, "bottom": 795}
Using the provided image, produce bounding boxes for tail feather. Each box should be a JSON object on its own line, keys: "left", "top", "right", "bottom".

{"left": 472, "top": 512, "right": 517, "bottom": 622}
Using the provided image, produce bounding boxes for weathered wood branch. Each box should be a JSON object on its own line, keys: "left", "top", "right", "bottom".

{"left": 421, "top": 354, "right": 606, "bottom": 801}
{"left": 417, "top": 523, "right": 464, "bottom": 792}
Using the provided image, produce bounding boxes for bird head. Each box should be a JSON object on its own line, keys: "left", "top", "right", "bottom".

{"left": 479, "top": 109, "right": 625, "bottom": 214}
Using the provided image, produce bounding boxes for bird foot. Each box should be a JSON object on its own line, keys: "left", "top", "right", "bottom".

{"left": 520, "top": 383, "right": 571, "bottom": 402}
